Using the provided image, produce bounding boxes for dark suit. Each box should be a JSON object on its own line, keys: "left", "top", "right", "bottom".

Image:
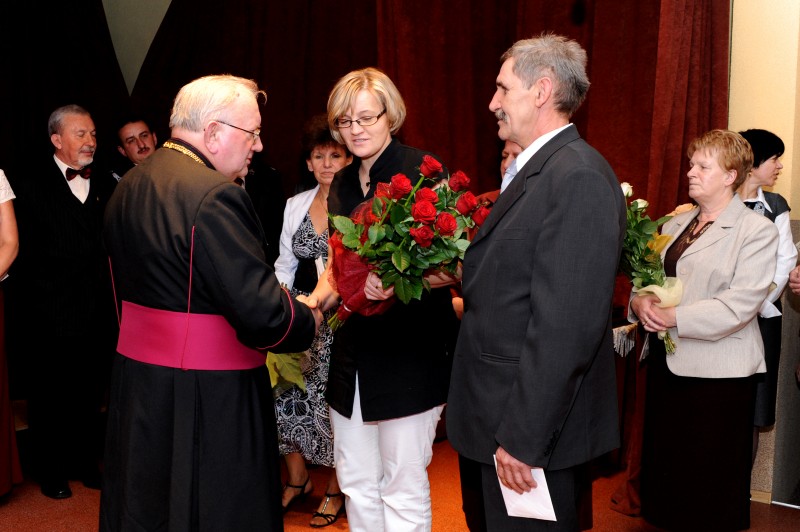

{"left": 241, "top": 158, "right": 286, "bottom": 266}
{"left": 447, "top": 125, "right": 626, "bottom": 531}
{"left": 5, "top": 158, "right": 117, "bottom": 486}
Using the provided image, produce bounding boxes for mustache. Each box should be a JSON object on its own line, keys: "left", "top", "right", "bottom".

{"left": 495, "top": 110, "right": 508, "bottom": 122}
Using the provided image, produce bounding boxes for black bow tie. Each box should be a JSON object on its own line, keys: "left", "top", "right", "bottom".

{"left": 66, "top": 167, "right": 91, "bottom": 180}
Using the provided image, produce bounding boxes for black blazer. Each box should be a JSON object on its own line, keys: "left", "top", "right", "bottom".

{"left": 325, "top": 139, "right": 459, "bottom": 421}
{"left": 447, "top": 125, "right": 626, "bottom": 471}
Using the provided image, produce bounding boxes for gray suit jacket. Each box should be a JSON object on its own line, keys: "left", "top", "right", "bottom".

{"left": 658, "top": 197, "right": 778, "bottom": 378}
{"left": 447, "top": 125, "right": 626, "bottom": 470}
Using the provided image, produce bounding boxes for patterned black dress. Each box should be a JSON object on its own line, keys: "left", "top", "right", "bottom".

{"left": 274, "top": 213, "right": 335, "bottom": 467}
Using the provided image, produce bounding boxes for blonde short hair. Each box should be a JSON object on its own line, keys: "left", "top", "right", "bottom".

{"left": 327, "top": 67, "right": 406, "bottom": 144}
{"left": 687, "top": 129, "right": 753, "bottom": 190}
{"left": 169, "top": 74, "right": 266, "bottom": 132}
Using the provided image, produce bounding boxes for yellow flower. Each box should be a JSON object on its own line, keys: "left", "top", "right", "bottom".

{"left": 648, "top": 232, "right": 672, "bottom": 255}
{"left": 666, "top": 203, "right": 694, "bottom": 217}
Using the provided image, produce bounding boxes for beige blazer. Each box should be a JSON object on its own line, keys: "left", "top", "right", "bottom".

{"left": 658, "top": 196, "right": 778, "bottom": 378}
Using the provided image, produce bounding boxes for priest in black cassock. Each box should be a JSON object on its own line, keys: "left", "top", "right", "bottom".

{"left": 99, "top": 74, "right": 321, "bottom": 532}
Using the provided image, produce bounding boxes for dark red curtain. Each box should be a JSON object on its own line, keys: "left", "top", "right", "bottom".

{"left": 0, "top": 0, "right": 731, "bottom": 501}
{"left": 0, "top": 0, "right": 729, "bottom": 210}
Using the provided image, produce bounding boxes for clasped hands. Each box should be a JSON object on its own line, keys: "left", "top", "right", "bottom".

{"left": 294, "top": 294, "right": 324, "bottom": 330}
{"left": 631, "top": 294, "right": 677, "bottom": 332}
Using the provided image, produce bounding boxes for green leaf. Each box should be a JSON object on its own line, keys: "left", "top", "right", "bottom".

{"left": 342, "top": 232, "right": 363, "bottom": 249}
{"left": 368, "top": 223, "right": 386, "bottom": 244}
{"left": 331, "top": 215, "right": 356, "bottom": 235}
{"left": 392, "top": 247, "right": 412, "bottom": 273}
{"left": 393, "top": 275, "right": 423, "bottom": 304}
{"left": 266, "top": 351, "right": 306, "bottom": 394}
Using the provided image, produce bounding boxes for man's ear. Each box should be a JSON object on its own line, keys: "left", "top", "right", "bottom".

{"left": 205, "top": 122, "right": 222, "bottom": 153}
{"left": 533, "top": 77, "right": 553, "bottom": 108}
{"left": 50, "top": 133, "right": 62, "bottom": 150}
{"left": 117, "top": 146, "right": 126, "bottom": 157}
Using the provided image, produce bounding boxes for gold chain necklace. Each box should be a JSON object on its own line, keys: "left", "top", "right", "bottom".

{"left": 684, "top": 217, "right": 712, "bottom": 245}
{"left": 163, "top": 141, "right": 207, "bottom": 166}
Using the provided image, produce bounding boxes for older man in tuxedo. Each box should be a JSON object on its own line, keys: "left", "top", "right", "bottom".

{"left": 5, "top": 104, "right": 117, "bottom": 499}
{"left": 447, "top": 34, "right": 626, "bottom": 531}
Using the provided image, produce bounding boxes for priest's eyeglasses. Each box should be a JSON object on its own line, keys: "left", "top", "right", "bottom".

{"left": 216, "top": 120, "right": 261, "bottom": 142}
{"left": 334, "top": 109, "right": 387, "bottom": 129}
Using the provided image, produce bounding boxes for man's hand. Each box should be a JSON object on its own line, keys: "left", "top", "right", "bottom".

{"left": 789, "top": 265, "right": 800, "bottom": 296}
{"left": 296, "top": 294, "right": 323, "bottom": 330}
{"left": 495, "top": 446, "right": 538, "bottom": 494}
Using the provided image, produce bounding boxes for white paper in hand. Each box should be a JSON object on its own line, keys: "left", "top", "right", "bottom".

{"left": 493, "top": 455, "right": 556, "bottom": 521}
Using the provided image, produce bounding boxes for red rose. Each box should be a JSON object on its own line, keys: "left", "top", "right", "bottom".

{"left": 449, "top": 170, "right": 470, "bottom": 192}
{"left": 411, "top": 200, "right": 437, "bottom": 224}
{"left": 389, "top": 174, "right": 413, "bottom": 199}
{"left": 375, "top": 182, "right": 392, "bottom": 199}
{"left": 435, "top": 212, "right": 458, "bottom": 236}
{"left": 456, "top": 191, "right": 478, "bottom": 215}
{"left": 419, "top": 155, "right": 443, "bottom": 178}
{"left": 410, "top": 225, "right": 435, "bottom": 247}
{"left": 472, "top": 205, "right": 491, "bottom": 226}
{"left": 415, "top": 187, "right": 438, "bottom": 204}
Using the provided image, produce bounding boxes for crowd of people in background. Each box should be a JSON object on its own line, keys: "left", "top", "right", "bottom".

{"left": 0, "top": 30, "right": 798, "bottom": 532}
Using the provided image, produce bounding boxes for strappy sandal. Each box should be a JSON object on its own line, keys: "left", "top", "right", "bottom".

{"left": 282, "top": 476, "right": 311, "bottom": 514}
{"left": 309, "top": 491, "right": 345, "bottom": 528}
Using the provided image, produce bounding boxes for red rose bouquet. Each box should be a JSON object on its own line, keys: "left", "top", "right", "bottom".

{"left": 327, "top": 155, "right": 484, "bottom": 329}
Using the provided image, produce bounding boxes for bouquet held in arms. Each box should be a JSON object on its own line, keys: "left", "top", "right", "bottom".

{"left": 327, "top": 155, "right": 490, "bottom": 330}
{"left": 618, "top": 182, "right": 682, "bottom": 354}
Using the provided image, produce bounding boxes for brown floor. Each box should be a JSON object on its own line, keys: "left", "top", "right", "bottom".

{"left": 0, "top": 437, "right": 798, "bottom": 531}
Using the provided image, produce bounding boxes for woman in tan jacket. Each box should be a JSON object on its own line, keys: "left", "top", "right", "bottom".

{"left": 631, "top": 129, "right": 779, "bottom": 531}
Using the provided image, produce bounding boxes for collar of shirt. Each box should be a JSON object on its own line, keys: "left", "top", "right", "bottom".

{"left": 737, "top": 187, "right": 773, "bottom": 214}
{"left": 53, "top": 155, "right": 90, "bottom": 203}
{"left": 500, "top": 123, "right": 572, "bottom": 193}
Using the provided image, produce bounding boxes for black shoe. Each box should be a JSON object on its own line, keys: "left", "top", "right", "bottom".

{"left": 310, "top": 492, "right": 345, "bottom": 528}
{"left": 41, "top": 480, "right": 72, "bottom": 499}
{"left": 81, "top": 470, "right": 102, "bottom": 490}
{"left": 282, "top": 475, "right": 311, "bottom": 514}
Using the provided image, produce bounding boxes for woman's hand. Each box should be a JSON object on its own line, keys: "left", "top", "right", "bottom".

{"left": 364, "top": 271, "right": 394, "bottom": 300}
{"left": 632, "top": 294, "right": 677, "bottom": 332}
{"left": 425, "top": 266, "right": 461, "bottom": 289}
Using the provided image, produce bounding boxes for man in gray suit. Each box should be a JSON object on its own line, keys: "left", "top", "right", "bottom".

{"left": 447, "top": 33, "right": 626, "bottom": 531}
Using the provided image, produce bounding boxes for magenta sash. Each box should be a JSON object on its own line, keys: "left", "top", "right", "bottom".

{"left": 117, "top": 301, "right": 265, "bottom": 370}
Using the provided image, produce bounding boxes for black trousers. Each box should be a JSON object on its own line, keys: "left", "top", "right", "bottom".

{"left": 458, "top": 454, "right": 591, "bottom": 531}
{"left": 27, "top": 335, "right": 110, "bottom": 482}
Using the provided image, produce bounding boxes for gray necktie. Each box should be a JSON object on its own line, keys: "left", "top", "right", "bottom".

{"left": 500, "top": 160, "right": 518, "bottom": 193}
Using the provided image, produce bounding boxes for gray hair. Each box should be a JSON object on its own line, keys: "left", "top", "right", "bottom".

{"left": 502, "top": 33, "right": 590, "bottom": 117}
{"left": 169, "top": 74, "right": 267, "bottom": 132}
{"left": 48, "top": 104, "right": 91, "bottom": 136}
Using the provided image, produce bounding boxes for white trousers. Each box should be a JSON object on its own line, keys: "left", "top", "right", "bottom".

{"left": 331, "top": 376, "right": 444, "bottom": 532}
